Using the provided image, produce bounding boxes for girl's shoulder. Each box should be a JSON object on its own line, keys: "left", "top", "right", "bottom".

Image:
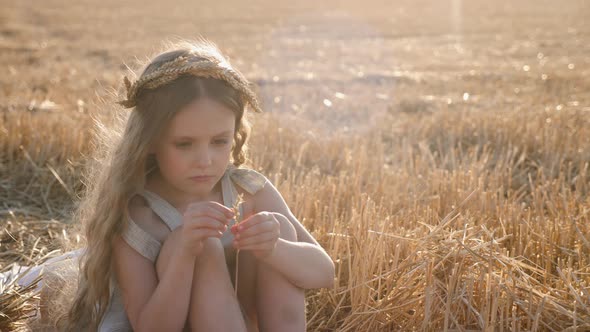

{"left": 227, "top": 165, "right": 269, "bottom": 195}
{"left": 127, "top": 194, "right": 169, "bottom": 242}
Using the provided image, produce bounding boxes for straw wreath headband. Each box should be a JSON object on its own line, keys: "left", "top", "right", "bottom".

{"left": 117, "top": 54, "right": 262, "bottom": 113}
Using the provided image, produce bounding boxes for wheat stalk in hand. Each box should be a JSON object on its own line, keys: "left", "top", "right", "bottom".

{"left": 233, "top": 193, "right": 244, "bottom": 296}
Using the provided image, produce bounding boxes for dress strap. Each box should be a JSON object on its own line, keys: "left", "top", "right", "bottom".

{"left": 120, "top": 190, "right": 180, "bottom": 263}
{"left": 221, "top": 166, "right": 268, "bottom": 212}
{"left": 228, "top": 166, "right": 268, "bottom": 195}
{"left": 121, "top": 217, "right": 161, "bottom": 263}
{"left": 220, "top": 169, "right": 243, "bottom": 247}
{"left": 221, "top": 169, "right": 239, "bottom": 210}
{"left": 140, "top": 190, "right": 183, "bottom": 231}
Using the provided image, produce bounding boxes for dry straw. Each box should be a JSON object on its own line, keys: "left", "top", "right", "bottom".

{"left": 0, "top": 272, "right": 42, "bottom": 332}
{"left": 232, "top": 193, "right": 245, "bottom": 297}
{"left": 2, "top": 107, "right": 590, "bottom": 330}
{"left": 2, "top": 41, "right": 590, "bottom": 330}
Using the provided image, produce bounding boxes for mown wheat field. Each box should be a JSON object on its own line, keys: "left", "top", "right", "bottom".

{"left": 1, "top": 0, "right": 589, "bottom": 331}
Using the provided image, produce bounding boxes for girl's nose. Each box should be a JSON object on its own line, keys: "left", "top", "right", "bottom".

{"left": 193, "top": 148, "right": 212, "bottom": 167}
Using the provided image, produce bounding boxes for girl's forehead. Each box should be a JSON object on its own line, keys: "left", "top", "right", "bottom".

{"left": 165, "top": 98, "right": 235, "bottom": 137}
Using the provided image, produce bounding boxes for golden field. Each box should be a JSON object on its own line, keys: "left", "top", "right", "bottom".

{"left": 1, "top": 0, "right": 589, "bottom": 330}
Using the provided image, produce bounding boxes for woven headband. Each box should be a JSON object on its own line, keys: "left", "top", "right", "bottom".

{"left": 117, "top": 55, "right": 262, "bottom": 113}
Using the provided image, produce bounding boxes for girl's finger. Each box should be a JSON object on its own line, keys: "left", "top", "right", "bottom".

{"left": 187, "top": 201, "right": 235, "bottom": 218}
{"left": 235, "top": 212, "right": 273, "bottom": 231}
{"left": 235, "top": 232, "right": 277, "bottom": 247}
{"left": 235, "top": 221, "right": 276, "bottom": 238}
{"left": 234, "top": 214, "right": 264, "bottom": 230}
{"left": 185, "top": 217, "right": 227, "bottom": 231}
{"left": 191, "top": 229, "right": 223, "bottom": 240}
{"left": 185, "top": 206, "right": 229, "bottom": 224}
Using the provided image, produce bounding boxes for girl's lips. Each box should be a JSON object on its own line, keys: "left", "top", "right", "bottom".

{"left": 190, "top": 176, "right": 213, "bottom": 182}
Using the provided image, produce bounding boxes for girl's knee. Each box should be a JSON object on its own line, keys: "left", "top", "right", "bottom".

{"left": 275, "top": 213, "right": 297, "bottom": 242}
{"left": 158, "top": 233, "right": 227, "bottom": 281}
{"left": 198, "top": 237, "right": 225, "bottom": 259}
{"left": 194, "top": 237, "right": 228, "bottom": 271}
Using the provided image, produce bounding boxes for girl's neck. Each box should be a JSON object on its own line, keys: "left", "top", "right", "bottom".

{"left": 145, "top": 171, "right": 223, "bottom": 212}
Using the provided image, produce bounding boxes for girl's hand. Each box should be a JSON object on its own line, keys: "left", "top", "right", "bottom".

{"left": 179, "top": 201, "right": 235, "bottom": 258}
{"left": 231, "top": 211, "right": 280, "bottom": 260}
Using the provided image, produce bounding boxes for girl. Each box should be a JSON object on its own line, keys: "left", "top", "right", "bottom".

{"left": 21, "top": 39, "right": 334, "bottom": 331}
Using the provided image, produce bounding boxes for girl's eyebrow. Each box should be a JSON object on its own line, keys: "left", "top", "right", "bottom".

{"left": 173, "top": 130, "right": 233, "bottom": 139}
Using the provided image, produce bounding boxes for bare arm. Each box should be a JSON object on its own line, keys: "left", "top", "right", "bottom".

{"left": 253, "top": 181, "right": 335, "bottom": 289}
{"left": 113, "top": 196, "right": 233, "bottom": 332}
{"left": 112, "top": 202, "right": 195, "bottom": 332}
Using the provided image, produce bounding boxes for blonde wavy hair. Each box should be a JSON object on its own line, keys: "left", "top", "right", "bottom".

{"left": 50, "top": 39, "right": 261, "bottom": 330}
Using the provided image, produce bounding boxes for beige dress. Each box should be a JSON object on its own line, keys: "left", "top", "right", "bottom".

{"left": 98, "top": 165, "right": 268, "bottom": 331}
{"left": 8, "top": 165, "right": 268, "bottom": 332}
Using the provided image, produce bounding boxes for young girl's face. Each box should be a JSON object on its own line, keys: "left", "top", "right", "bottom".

{"left": 150, "top": 97, "right": 235, "bottom": 199}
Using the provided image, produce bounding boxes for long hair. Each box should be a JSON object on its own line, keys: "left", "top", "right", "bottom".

{"left": 58, "top": 39, "right": 257, "bottom": 330}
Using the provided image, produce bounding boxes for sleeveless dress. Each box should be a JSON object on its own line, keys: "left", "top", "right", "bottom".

{"left": 8, "top": 165, "right": 268, "bottom": 332}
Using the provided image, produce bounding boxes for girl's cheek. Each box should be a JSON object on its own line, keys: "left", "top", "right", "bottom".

{"left": 214, "top": 150, "right": 231, "bottom": 163}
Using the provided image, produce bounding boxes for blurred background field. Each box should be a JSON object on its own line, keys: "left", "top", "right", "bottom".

{"left": 1, "top": 0, "right": 589, "bottom": 330}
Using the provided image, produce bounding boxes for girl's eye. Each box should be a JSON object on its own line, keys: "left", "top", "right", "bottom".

{"left": 175, "top": 142, "right": 191, "bottom": 148}
{"left": 174, "top": 139, "right": 228, "bottom": 148}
